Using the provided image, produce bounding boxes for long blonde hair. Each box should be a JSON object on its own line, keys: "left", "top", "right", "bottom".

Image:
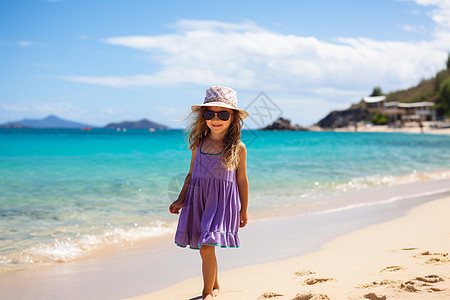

{"left": 185, "top": 107, "right": 243, "bottom": 170}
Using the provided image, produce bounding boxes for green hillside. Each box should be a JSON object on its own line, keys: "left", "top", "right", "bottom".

{"left": 386, "top": 69, "right": 450, "bottom": 104}
{"left": 350, "top": 54, "right": 450, "bottom": 118}
{"left": 323, "top": 56, "right": 450, "bottom": 127}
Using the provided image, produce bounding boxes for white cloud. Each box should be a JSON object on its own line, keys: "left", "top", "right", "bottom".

{"left": 99, "top": 107, "right": 118, "bottom": 115}
{"left": 408, "top": 0, "right": 450, "bottom": 52}
{"left": 17, "top": 41, "right": 39, "bottom": 47}
{"left": 60, "top": 3, "right": 450, "bottom": 126}
{"left": 1, "top": 102, "right": 83, "bottom": 114}
{"left": 401, "top": 24, "right": 426, "bottom": 32}
{"left": 65, "top": 17, "right": 447, "bottom": 95}
{"left": 411, "top": 0, "right": 450, "bottom": 31}
{"left": 172, "top": 19, "right": 265, "bottom": 33}
{"left": 402, "top": 25, "right": 414, "bottom": 31}
{"left": 0, "top": 40, "right": 42, "bottom": 47}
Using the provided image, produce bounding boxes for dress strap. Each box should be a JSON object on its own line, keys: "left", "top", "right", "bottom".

{"left": 196, "top": 139, "right": 202, "bottom": 155}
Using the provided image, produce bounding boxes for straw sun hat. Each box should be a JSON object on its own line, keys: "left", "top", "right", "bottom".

{"left": 191, "top": 86, "right": 249, "bottom": 119}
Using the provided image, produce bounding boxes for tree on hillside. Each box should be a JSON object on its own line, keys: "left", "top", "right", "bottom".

{"left": 370, "top": 86, "right": 383, "bottom": 97}
{"left": 372, "top": 112, "right": 389, "bottom": 125}
{"left": 447, "top": 52, "right": 450, "bottom": 70}
{"left": 435, "top": 70, "right": 450, "bottom": 91}
{"left": 440, "top": 78, "right": 450, "bottom": 118}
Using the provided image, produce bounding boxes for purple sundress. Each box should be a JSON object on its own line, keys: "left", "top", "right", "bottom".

{"left": 174, "top": 139, "right": 241, "bottom": 249}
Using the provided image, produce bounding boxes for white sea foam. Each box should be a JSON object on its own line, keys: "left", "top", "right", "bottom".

{"left": 0, "top": 220, "right": 176, "bottom": 271}
{"left": 249, "top": 169, "right": 450, "bottom": 222}
{"left": 309, "top": 188, "right": 450, "bottom": 216}
{"left": 332, "top": 170, "right": 450, "bottom": 192}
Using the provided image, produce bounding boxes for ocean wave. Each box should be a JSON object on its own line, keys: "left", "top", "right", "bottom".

{"left": 309, "top": 188, "right": 450, "bottom": 216}
{"left": 331, "top": 169, "right": 450, "bottom": 192}
{"left": 248, "top": 169, "right": 450, "bottom": 221}
{"left": 0, "top": 220, "right": 176, "bottom": 272}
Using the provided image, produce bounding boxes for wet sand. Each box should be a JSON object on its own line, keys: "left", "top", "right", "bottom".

{"left": 132, "top": 195, "right": 450, "bottom": 300}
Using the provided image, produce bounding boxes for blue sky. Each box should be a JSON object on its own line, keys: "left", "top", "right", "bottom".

{"left": 1, "top": 0, "right": 449, "bottom": 128}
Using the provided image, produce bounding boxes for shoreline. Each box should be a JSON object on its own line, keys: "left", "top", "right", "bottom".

{"left": 1, "top": 179, "right": 449, "bottom": 299}
{"left": 2, "top": 169, "right": 449, "bottom": 277}
{"left": 132, "top": 195, "right": 450, "bottom": 300}
{"left": 308, "top": 122, "right": 450, "bottom": 135}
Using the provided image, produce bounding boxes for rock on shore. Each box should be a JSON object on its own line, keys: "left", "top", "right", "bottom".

{"left": 260, "top": 117, "right": 308, "bottom": 131}
{"left": 316, "top": 108, "right": 369, "bottom": 128}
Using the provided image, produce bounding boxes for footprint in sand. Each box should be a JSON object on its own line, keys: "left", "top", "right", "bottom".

{"left": 422, "top": 252, "right": 449, "bottom": 264}
{"left": 358, "top": 279, "right": 400, "bottom": 289}
{"left": 414, "top": 251, "right": 449, "bottom": 264}
{"left": 292, "top": 293, "right": 330, "bottom": 300}
{"left": 415, "top": 275, "right": 444, "bottom": 283}
{"left": 399, "top": 275, "right": 445, "bottom": 293}
{"left": 400, "top": 247, "right": 418, "bottom": 251}
{"left": 258, "top": 292, "right": 284, "bottom": 299}
{"left": 426, "top": 257, "right": 448, "bottom": 263}
{"left": 305, "top": 277, "right": 333, "bottom": 285}
{"left": 294, "top": 270, "right": 316, "bottom": 277}
{"left": 380, "top": 265, "right": 405, "bottom": 272}
{"left": 421, "top": 251, "right": 448, "bottom": 257}
{"left": 363, "top": 293, "right": 387, "bottom": 300}
{"left": 400, "top": 281, "right": 421, "bottom": 293}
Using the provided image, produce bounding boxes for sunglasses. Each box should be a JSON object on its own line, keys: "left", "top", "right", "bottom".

{"left": 203, "top": 110, "right": 232, "bottom": 121}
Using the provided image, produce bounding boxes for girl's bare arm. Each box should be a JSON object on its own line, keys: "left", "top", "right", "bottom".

{"left": 169, "top": 147, "right": 196, "bottom": 214}
{"left": 236, "top": 142, "right": 249, "bottom": 227}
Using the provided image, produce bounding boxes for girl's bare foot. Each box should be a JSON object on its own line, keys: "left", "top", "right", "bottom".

{"left": 212, "top": 286, "right": 220, "bottom": 297}
{"left": 202, "top": 292, "right": 214, "bottom": 299}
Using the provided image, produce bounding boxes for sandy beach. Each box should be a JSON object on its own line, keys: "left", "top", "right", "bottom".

{"left": 132, "top": 195, "right": 450, "bottom": 300}
{"left": 308, "top": 122, "right": 450, "bottom": 135}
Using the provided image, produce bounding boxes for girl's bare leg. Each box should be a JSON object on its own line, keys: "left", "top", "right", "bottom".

{"left": 213, "top": 266, "right": 220, "bottom": 297}
{"left": 199, "top": 245, "right": 219, "bottom": 299}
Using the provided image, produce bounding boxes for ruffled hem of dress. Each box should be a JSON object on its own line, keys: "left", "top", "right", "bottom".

{"left": 175, "top": 230, "right": 240, "bottom": 250}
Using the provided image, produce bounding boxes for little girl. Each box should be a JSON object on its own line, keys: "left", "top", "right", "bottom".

{"left": 169, "top": 86, "right": 249, "bottom": 299}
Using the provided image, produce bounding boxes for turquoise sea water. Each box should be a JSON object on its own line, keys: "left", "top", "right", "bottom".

{"left": 1, "top": 128, "right": 450, "bottom": 271}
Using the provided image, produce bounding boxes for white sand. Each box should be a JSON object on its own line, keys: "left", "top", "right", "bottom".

{"left": 309, "top": 123, "right": 450, "bottom": 135}
{"left": 132, "top": 196, "right": 450, "bottom": 300}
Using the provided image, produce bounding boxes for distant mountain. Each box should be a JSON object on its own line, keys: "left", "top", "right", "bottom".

{"left": 104, "top": 119, "right": 169, "bottom": 130}
{"left": 0, "top": 115, "right": 93, "bottom": 129}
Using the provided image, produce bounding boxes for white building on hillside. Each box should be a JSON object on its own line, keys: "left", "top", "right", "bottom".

{"left": 363, "top": 97, "right": 436, "bottom": 122}
{"left": 363, "top": 96, "right": 386, "bottom": 111}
